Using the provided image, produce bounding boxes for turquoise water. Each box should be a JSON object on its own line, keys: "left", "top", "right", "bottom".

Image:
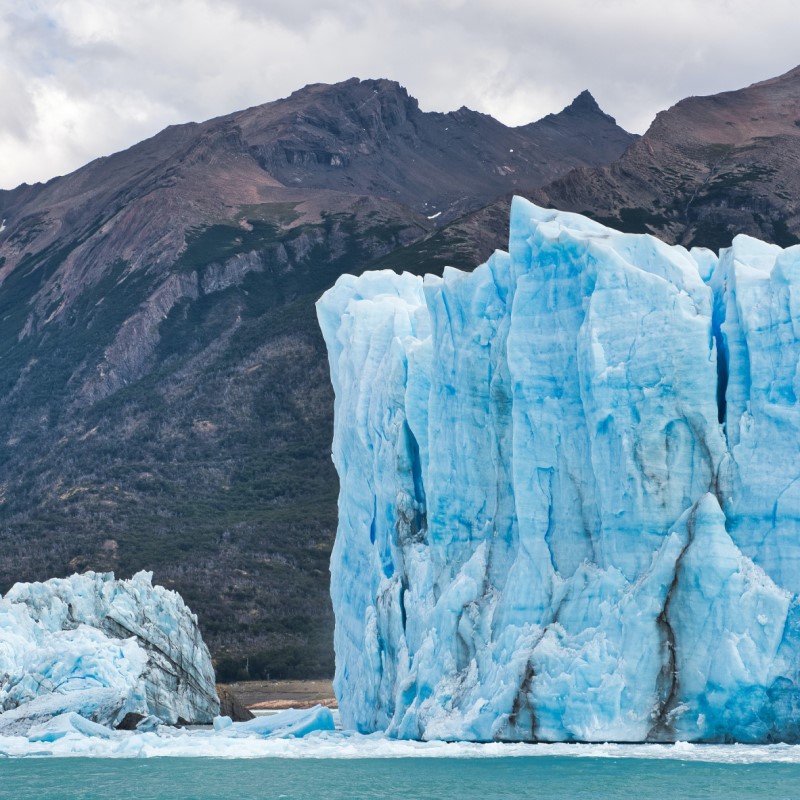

{"left": 1, "top": 757, "right": 798, "bottom": 800}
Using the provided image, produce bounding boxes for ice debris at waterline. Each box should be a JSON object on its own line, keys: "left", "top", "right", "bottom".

{"left": 0, "top": 705, "right": 337, "bottom": 757}
{"left": 8, "top": 728, "right": 800, "bottom": 762}
{"left": 0, "top": 571, "right": 218, "bottom": 734}
{"left": 317, "top": 197, "right": 800, "bottom": 744}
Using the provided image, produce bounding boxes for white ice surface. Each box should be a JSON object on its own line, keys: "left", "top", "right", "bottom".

{"left": 0, "top": 705, "right": 343, "bottom": 758}
{"left": 5, "top": 726, "right": 800, "bottom": 763}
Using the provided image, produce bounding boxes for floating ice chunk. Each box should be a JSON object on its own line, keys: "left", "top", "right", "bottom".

{"left": 28, "top": 712, "right": 114, "bottom": 742}
{"left": 134, "top": 715, "right": 162, "bottom": 732}
{"left": 0, "top": 688, "right": 129, "bottom": 736}
{"left": 230, "top": 705, "right": 336, "bottom": 738}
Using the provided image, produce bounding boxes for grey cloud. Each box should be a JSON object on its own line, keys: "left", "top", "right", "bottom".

{"left": 0, "top": 0, "right": 798, "bottom": 188}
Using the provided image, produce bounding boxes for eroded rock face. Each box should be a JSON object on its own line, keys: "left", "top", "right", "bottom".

{"left": 215, "top": 685, "right": 255, "bottom": 722}
{"left": 0, "top": 571, "right": 218, "bottom": 734}
{"left": 318, "top": 197, "right": 800, "bottom": 743}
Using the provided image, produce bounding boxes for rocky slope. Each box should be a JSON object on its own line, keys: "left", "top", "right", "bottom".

{"left": 0, "top": 78, "right": 634, "bottom": 678}
{"left": 533, "top": 65, "right": 800, "bottom": 248}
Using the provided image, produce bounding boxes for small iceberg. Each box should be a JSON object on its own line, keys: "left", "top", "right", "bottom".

{"left": 226, "top": 705, "right": 336, "bottom": 738}
{"left": 0, "top": 571, "right": 219, "bottom": 734}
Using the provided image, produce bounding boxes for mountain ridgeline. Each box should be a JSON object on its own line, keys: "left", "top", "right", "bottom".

{"left": 533, "top": 66, "right": 800, "bottom": 248}
{"left": 0, "top": 68, "right": 798, "bottom": 679}
{"left": 0, "top": 78, "right": 635, "bottom": 679}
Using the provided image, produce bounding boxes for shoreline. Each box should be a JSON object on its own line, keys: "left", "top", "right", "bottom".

{"left": 219, "top": 679, "right": 337, "bottom": 711}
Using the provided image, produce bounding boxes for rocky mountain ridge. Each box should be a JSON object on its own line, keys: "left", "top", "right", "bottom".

{"left": 532, "top": 65, "right": 800, "bottom": 248}
{"left": 0, "top": 78, "right": 635, "bottom": 678}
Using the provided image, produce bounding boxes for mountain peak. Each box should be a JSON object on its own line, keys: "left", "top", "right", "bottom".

{"left": 515, "top": 89, "right": 632, "bottom": 161}
{"left": 558, "top": 90, "right": 622, "bottom": 126}
{"left": 285, "top": 77, "right": 411, "bottom": 104}
{"left": 567, "top": 89, "right": 602, "bottom": 114}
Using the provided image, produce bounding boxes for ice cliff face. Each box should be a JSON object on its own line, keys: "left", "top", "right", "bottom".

{"left": 317, "top": 197, "right": 800, "bottom": 743}
{"left": 0, "top": 571, "right": 219, "bottom": 734}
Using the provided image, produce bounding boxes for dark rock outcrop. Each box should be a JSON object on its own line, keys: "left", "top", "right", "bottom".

{"left": 216, "top": 685, "right": 255, "bottom": 722}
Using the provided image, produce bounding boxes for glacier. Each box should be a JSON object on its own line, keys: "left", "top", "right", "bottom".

{"left": 317, "top": 197, "right": 800, "bottom": 743}
{"left": 0, "top": 571, "right": 219, "bottom": 733}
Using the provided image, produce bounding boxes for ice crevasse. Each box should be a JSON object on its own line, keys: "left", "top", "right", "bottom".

{"left": 317, "top": 197, "right": 800, "bottom": 744}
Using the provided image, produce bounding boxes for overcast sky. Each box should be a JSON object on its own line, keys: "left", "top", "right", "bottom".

{"left": 1, "top": 0, "right": 798, "bottom": 190}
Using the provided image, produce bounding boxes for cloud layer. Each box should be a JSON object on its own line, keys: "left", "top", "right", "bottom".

{"left": 1, "top": 0, "right": 798, "bottom": 189}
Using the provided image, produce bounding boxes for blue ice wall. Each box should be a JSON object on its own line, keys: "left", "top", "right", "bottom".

{"left": 317, "top": 198, "right": 800, "bottom": 743}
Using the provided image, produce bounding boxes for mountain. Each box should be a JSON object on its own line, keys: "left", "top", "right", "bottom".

{"left": 0, "top": 78, "right": 634, "bottom": 678}
{"left": 532, "top": 65, "right": 800, "bottom": 249}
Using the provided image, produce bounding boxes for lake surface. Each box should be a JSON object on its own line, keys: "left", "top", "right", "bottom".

{"left": 3, "top": 755, "right": 800, "bottom": 800}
